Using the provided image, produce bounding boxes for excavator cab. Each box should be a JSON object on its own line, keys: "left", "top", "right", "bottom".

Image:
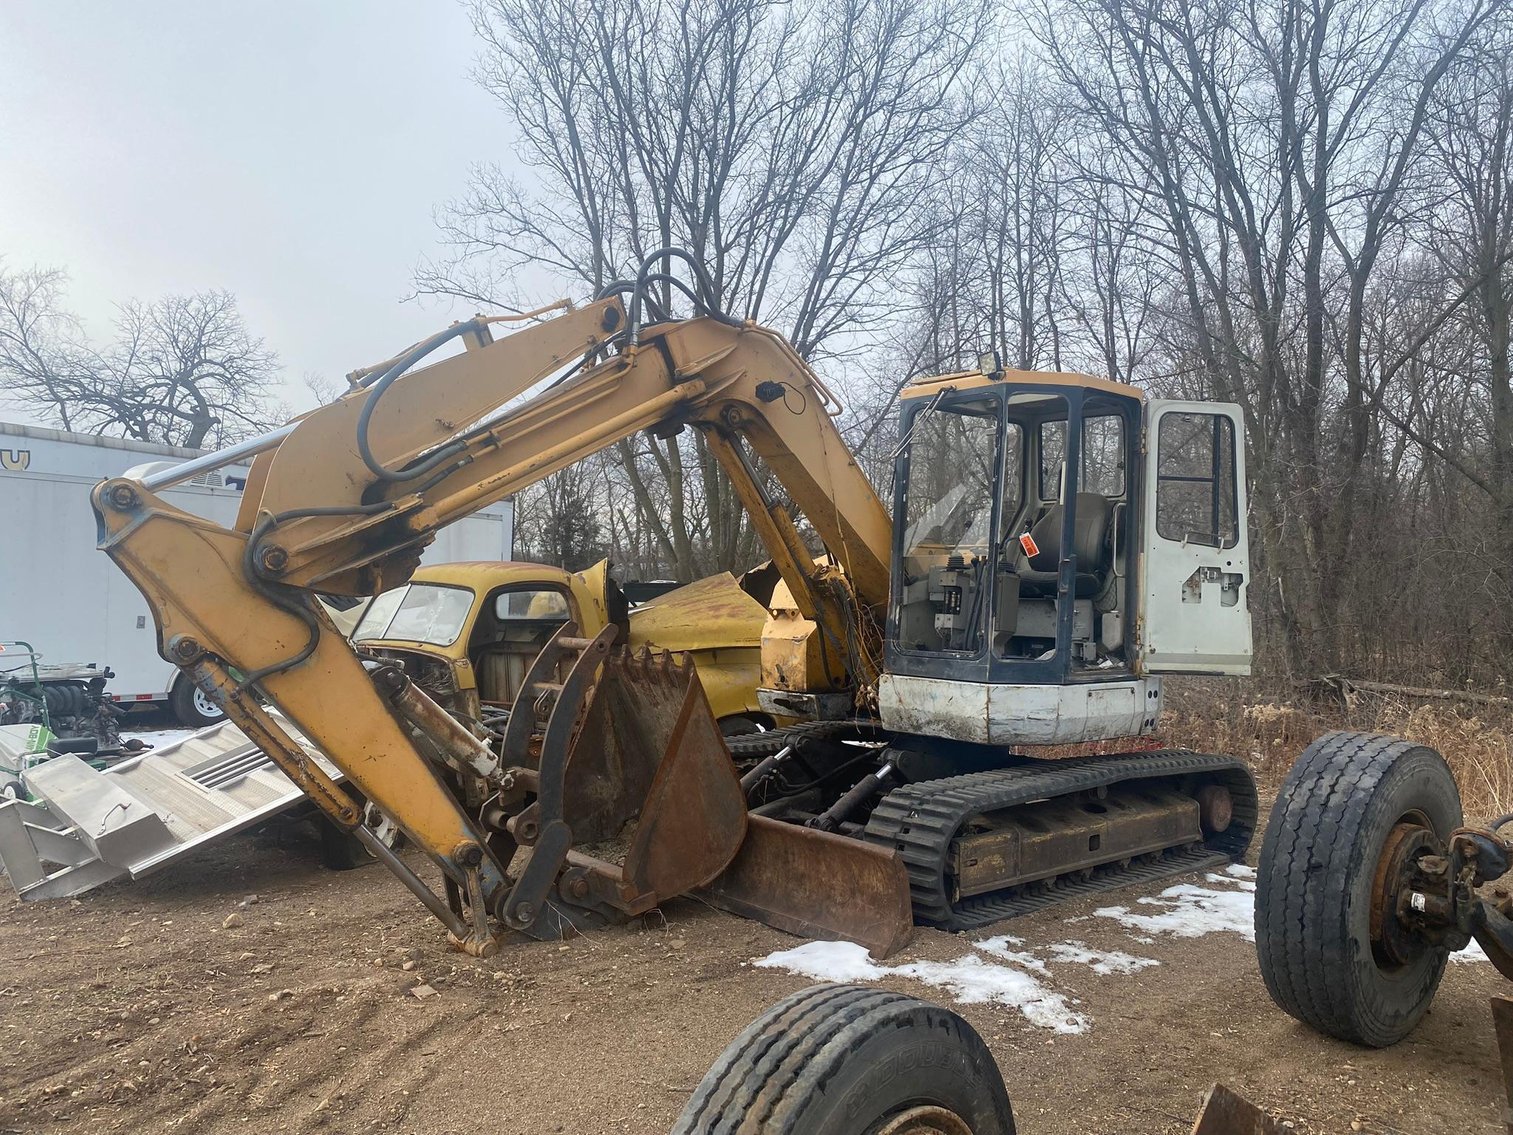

{"left": 881, "top": 372, "right": 1252, "bottom": 747}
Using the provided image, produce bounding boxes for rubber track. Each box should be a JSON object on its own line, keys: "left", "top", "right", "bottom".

{"left": 864, "top": 749, "right": 1257, "bottom": 930}
{"left": 725, "top": 719, "right": 891, "bottom": 761}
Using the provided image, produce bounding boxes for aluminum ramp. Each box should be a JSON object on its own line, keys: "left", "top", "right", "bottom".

{"left": 0, "top": 712, "right": 345, "bottom": 900}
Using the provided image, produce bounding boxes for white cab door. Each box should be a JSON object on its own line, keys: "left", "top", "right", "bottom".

{"left": 1138, "top": 401, "right": 1252, "bottom": 675}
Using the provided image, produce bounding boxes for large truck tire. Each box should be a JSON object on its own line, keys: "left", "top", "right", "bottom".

{"left": 169, "top": 673, "right": 227, "bottom": 728}
{"left": 1255, "top": 731, "right": 1462, "bottom": 1047}
{"left": 671, "top": 984, "right": 1015, "bottom": 1135}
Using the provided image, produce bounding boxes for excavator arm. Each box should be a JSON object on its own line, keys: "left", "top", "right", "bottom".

{"left": 90, "top": 278, "right": 907, "bottom": 955}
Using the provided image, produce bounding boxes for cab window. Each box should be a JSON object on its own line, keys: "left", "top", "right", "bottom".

{"left": 1156, "top": 411, "right": 1238, "bottom": 548}
{"left": 494, "top": 589, "right": 571, "bottom": 621}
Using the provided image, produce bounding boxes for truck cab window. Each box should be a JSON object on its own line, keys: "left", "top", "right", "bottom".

{"left": 353, "top": 583, "right": 474, "bottom": 647}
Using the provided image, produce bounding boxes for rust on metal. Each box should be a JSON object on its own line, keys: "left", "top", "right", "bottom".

{"left": 699, "top": 814, "right": 914, "bottom": 959}
{"left": 618, "top": 656, "right": 749, "bottom": 898}
{"left": 1196, "top": 783, "right": 1233, "bottom": 833}
{"left": 1370, "top": 821, "right": 1442, "bottom": 969}
{"left": 1189, "top": 1083, "right": 1282, "bottom": 1135}
{"left": 1491, "top": 995, "right": 1513, "bottom": 1134}
{"left": 496, "top": 636, "right": 751, "bottom": 935}
{"left": 1477, "top": 908, "right": 1513, "bottom": 984}
{"left": 954, "top": 788, "right": 1200, "bottom": 898}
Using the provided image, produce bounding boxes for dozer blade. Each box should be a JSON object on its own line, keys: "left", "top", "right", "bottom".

{"left": 698, "top": 814, "right": 914, "bottom": 959}
{"left": 1190, "top": 1084, "right": 1282, "bottom": 1135}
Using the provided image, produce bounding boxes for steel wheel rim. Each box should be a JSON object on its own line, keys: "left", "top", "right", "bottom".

{"left": 873, "top": 1105, "right": 975, "bottom": 1135}
{"left": 192, "top": 686, "right": 223, "bottom": 720}
{"left": 1369, "top": 811, "right": 1441, "bottom": 973}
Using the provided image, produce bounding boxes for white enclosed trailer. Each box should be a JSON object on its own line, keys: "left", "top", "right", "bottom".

{"left": 0, "top": 421, "right": 513, "bottom": 726}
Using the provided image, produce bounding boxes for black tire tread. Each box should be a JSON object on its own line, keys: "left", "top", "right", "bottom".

{"left": 1255, "top": 730, "right": 1461, "bottom": 1046}
{"left": 672, "top": 984, "right": 1013, "bottom": 1135}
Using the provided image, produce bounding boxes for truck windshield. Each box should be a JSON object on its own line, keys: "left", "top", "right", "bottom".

{"left": 353, "top": 584, "right": 474, "bottom": 647}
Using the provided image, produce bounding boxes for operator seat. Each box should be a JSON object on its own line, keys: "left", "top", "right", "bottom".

{"left": 1017, "top": 492, "right": 1113, "bottom": 598}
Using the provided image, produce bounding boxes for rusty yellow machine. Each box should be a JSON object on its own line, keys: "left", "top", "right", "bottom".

{"left": 92, "top": 249, "right": 1258, "bottom": 958}
{"left": 347, "top": 559, "right": 783, "bottom": 739}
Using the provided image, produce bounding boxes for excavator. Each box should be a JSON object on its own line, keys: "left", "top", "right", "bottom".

{"left": 90, "top": 249, "right": 1258, "bottom": 958}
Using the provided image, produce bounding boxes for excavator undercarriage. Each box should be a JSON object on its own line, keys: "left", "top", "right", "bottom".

{"left": 725, "top": 722, "right": 1257, "bottom": 932}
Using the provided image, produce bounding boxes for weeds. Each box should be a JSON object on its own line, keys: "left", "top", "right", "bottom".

{"left": 1160, "top": 678, "right": 1513, "bottom": 820}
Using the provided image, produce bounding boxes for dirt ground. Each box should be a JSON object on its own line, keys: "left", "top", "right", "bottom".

{"left": 0, "top": 806, "right": 1505, "bottom": 1135}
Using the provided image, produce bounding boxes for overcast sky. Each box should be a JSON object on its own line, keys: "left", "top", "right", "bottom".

{"left": 0, "top": 1, "right": 521, "bottom": 421}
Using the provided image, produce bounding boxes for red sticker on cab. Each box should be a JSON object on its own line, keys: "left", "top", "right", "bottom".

{"left": 1018, "top": 532, "right": 1039, "bottom": 558}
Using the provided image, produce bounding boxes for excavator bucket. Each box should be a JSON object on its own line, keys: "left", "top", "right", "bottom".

{"left": 571, "top": 647, "right": 750, "bottom": 898}
{"left": 535, "top": 641, "right": 912, "bottom": 957}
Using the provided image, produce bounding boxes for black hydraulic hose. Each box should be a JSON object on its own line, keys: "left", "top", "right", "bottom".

{"left": 638, "top": 271, "right": 705, "bottom": 313}
{"left": 236, "top": 502, "right": 393, "bottom": 691}
{"left": 626, "top": 246, "right": 742, "bottom": 345}
{"left": 356, "top": 319, "right": 485, "bottom": 483}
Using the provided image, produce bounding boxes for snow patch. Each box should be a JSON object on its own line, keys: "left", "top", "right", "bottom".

{"left": 1205, "top": 871, "right": 1257, "bottom": 892}
{"left": 754, "top": 940, "right": 1088, "bottom": 1034}
{"left": 1451, "top": 939, "right": 1490, "bottom": 965}
{"left": 753, "top": 940, "right": 886, "bottom": 983}
{"left": 893, "top": 955, "right": 1088, "bottom": 1034}
{"left": 973, "top": 935, "right": 1051, "bottom": 974}
{"left": 754, "top": 863, "right": 1261, "bottom": 1034}
{"left": 1040, "top": 940, "right": 1161, "bottom": 976}
{"left": 1094, "top": 871, "right": 1256, "bottom": 941}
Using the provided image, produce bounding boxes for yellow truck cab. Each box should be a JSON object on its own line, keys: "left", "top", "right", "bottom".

{"left": 349, "top": 559, "right": 777, "bottom": 735}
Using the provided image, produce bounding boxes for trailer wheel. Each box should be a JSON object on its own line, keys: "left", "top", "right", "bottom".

{"left": 1, "top": 779, "right": 24, "bottom": 801}
{"left": 1255, "top": 731, "right": 1462, "bottom": 1047}
{"left": 169, "top": 674, "right": 226, "bottom": 728}
{"left": 671, "top": 984, "right": 1015, "bottom": 1135}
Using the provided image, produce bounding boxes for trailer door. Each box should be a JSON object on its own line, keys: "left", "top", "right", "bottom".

{"left": 1138, "top": 401, "right": 1252, "bottom": 675}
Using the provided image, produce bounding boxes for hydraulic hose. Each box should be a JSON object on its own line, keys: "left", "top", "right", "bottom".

{"left": 355, "top": 319, "right": 486, "bottom": 483}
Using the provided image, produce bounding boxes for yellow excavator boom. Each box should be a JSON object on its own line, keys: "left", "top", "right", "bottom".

{"left": 91, "top": 284, "right": 907, "bottom": 955}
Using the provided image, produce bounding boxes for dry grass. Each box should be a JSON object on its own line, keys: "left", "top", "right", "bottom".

{"left": 1161, "top": 678, "right": 1513, "bottom": 821}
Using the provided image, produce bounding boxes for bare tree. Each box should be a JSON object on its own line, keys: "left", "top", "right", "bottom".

{"left": 1034, "top": 0, "right": 1505, "bottom": 676}
{"left": 417, "top": 0, "right": 988, "bottom": 579}
{"left": 0, "top": 269, "right": 281, "bottom": 449}
{"left": 0, "top": 265, "right": 89, "bottom": 431}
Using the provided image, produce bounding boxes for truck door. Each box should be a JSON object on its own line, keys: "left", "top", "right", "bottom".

{"left": 1138, "top": 401, "right": 1252, "bottom": 675}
